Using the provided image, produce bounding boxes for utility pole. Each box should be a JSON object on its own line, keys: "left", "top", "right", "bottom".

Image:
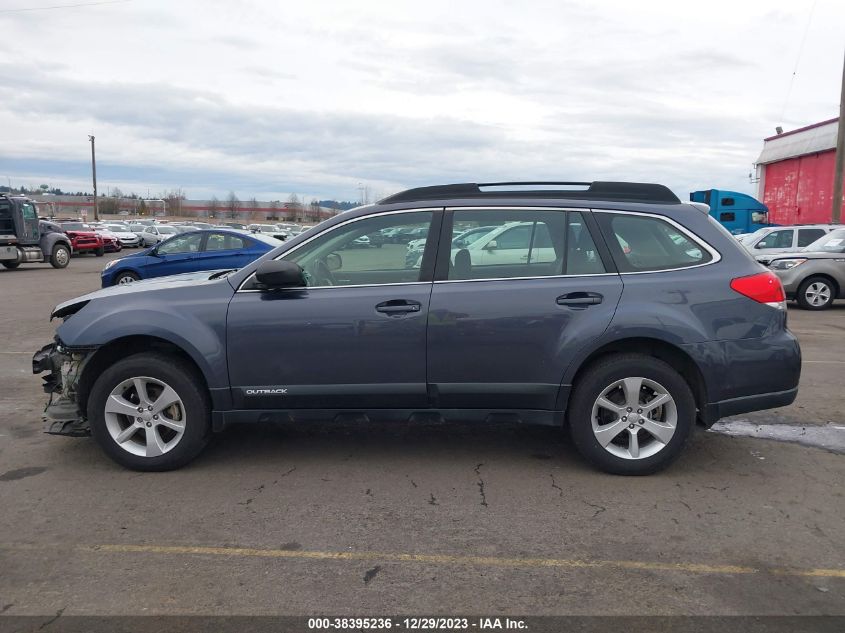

{"left": 833, "top": 47, "right": 845, "bottom": 223}
{"left": 88, "top": 135, "right": 99, "bottom": 221}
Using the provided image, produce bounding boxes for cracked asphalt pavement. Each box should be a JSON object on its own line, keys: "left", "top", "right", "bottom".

{"left": 1, "top": 253, "right": 844, "bottom": 615}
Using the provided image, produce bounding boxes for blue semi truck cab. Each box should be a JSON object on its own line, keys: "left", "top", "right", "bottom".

{"left": 690, "top": 189, "right": 775, "bottom": 235}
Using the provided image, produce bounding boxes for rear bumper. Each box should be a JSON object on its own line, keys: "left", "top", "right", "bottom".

{"left": 682, "top": 327, "right": 801, "bottom": 426}
{"left": 701, "top": 387, "right": 798, "bottom": 426}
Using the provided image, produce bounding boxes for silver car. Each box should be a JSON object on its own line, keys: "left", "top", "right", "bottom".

{"left": 139, "top": 224, "right": 179, "bottom": 247}
{"left": 743, "top": 224, "right": 845, "bottom": 265}
{"left": 769, "top": 228, "right": 845, "bottom": 310}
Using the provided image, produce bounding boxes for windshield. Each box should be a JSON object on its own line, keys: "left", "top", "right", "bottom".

{"left": 740, "top": 228, "right": 769, "bottom": 243}
{"left": 60, "top": 222, "right": 87, "bottom": 231}
{"left": 159, "top": 226, "right": 178, "bottom": 234}
{"left": 105, "top": 225, "right": 126, "bottom": 231}
{"left": 804, "top": 229, "right": 845, "bottom": 253}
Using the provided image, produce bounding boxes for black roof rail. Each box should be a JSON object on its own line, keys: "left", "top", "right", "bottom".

{"left": 379, "top": 181, "right": 680, "bottom": 205}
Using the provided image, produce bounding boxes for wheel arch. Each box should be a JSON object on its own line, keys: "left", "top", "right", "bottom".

{"left": 560, "top": 337, "right": 708, "bottom": 424}
{"left": 77, "top": 335, "right": 211, "bottom": 417}
{"left": 799, "top": 273, "right": 840, "bottom": 299}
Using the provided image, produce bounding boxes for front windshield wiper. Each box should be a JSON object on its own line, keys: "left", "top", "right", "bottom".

{"left": 208, "top": 269, "right": 238, "bottom": 280}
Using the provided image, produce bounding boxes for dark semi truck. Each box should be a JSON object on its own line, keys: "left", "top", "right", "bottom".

{"left": 0, "top": 194, "right": 72, "bottom": 269}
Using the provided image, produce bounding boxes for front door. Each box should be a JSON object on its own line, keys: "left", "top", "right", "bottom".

{"left": 144, "top": 232, "right": 202, "bottom": 277}
{"left": 227, "top": 209, "right": 440, "bottom": 410}
{"left": 427, "top": 208, "right": 623, "bottom": 410}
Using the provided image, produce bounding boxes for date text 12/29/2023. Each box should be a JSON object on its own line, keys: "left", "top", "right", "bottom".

{"left": 307, "top": 617, "right": 528, "bottom": 630}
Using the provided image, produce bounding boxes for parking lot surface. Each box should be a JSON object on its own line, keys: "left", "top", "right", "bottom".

{"left": 1, "top": 253, "right": 844, "bottom": 616}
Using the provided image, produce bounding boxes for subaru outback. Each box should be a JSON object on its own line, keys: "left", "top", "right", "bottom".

{"left": 32, "top": 181, "right": 801, "bottom": 474}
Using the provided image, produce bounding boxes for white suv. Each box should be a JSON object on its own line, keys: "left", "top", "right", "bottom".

{"left": 742, "top": 224, "right": 845, "bottom": 265}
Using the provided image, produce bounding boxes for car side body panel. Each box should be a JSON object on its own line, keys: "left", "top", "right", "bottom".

{"left": 55, "top": 276, "right": 234, "bottom": 405}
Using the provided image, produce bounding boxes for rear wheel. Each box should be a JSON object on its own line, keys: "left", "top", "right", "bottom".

{"left": 796, "top": 276, "right": 836, "bottom": 310}
{"left": 568, "top": 354, "right": 695, "bottom": 475}
{"left": 114, "top": 271, "right": 140, "bottom": 285}
{"left": 88, "top": 353, "right": 210, "bottom": 471}
{"left": 50, "top": 244, "right": 71, "bottom": 269}
{"left": 95, "top": 246, "right": 105, "bottom": 257}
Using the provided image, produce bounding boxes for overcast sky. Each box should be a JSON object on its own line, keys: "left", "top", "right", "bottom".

{"left": 0, "top": 0, "right": 842, "bottom": 202}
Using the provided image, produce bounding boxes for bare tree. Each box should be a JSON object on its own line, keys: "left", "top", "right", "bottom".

{"left": 208, "top": 196, "right": 219, "bottom": 219}
{"left": 226, "top": 192, "right": 240, "bottom": 220}
{"left": 287, "top": 193, "right": 301, "bottom": 222}
{"left": 248, "top": 197, "right": 259, "bottom": 221}
{"left": 309, "top": 199, "right": 320, "bottom": 222}
{"left": 163, "top": 188, "right": 184, "bottom": 217}
{"left": 268, "top": 199, "right": 279, "bottom": 221}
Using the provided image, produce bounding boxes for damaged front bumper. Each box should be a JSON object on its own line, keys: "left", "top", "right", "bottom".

{"left": 32, "top": 341, "right": 93, "bottom": 437}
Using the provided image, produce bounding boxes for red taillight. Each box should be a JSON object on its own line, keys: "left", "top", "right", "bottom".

{"left": 730, "top": 271, "right": 785, "bottom": 305}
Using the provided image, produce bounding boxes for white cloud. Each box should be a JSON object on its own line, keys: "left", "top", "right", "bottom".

{"left": 0, "top": 0, "right": 842, "bottom": 201}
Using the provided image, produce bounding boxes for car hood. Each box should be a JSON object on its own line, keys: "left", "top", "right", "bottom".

{"left": 52, "top": 269, "right": 230, "bottom": 319}
{"left": 770, "top": 251, "right": 845, "bottom": 261}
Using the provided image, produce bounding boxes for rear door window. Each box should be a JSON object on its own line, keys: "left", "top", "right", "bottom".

{"left": 446, "top": 209, "right": 605, "bottom": 280}
{"left": 597, "top": 213, "right": 712, "bottom": 272}
{"left": 797, "top": 228, "right": 825, "bottom": 247}
{"left": 205, "top": 232, "right": 247, "bottom": 251}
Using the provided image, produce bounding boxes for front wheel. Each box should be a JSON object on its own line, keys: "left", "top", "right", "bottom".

{"left": 50, "top": 244, "right": 71, "bottom": 269}
{"left": 568, "top": 354, "right": 695, "bottom": 475}
{"left": 88, "top": 353, "right": 210, "bottom": 471}
{"left": 796, "top": 276, "right": 836, "bottom": 310}
{"left": 1, "top": 261, "right": 20, "bottom": 269}
{"left": 114, "top": 271, "right": 140, "bottom": 285}
{"left": 95, "top": 247, "right": 105, "bottom": 257}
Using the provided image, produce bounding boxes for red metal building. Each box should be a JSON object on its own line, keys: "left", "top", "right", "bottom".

{"left": 755, "top": 117, "right": 843, "bottom": 224}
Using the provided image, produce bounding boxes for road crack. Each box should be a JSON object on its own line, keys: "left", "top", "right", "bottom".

{"left": 474, "top": 463, "right": 488, "bottom": 507}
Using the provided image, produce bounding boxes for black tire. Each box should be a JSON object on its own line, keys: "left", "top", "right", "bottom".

{"left": 568, "top": 353, "right": 695, "bottom": 475}
{"left": 88, "top": 352, "right": 211, "bottom": 471}
{"left": 50, "top": 244, "right": 71, "bottom": 269}
{"left": 95, "top": 247, "right": 105, "bottom": 257}
{"left": 113, "top": 271, "right": 140, "bottom": 285}
{"left": 795, "top": 276, "right": 836, "bottom": 310}
{"left": 2, "top": 261, "right": 20, "bottom": 269}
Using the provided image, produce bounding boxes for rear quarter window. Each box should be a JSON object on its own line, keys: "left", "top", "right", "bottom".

{"left": 597, "top": 213, "right": 713, "bottom": 272}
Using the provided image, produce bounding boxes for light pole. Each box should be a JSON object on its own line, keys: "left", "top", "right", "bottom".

{"left": 89, "top": 135, "right": 99, "bottom": 221}
{"left": 833, "top": 47, "right": 845, "bottom": 223}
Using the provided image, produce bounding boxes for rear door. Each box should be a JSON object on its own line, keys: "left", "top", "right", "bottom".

{"left": 427, "top": 207, "right": 623, "bottom": 410}
{"left": 201, "top": 231, "right": 253, "bottom": 270}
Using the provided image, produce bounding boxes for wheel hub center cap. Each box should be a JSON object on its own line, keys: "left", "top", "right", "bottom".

{"left": 628, "top": 412, "right": 641, "bottom": 424}
{"left": 141, "top": 411, "right": 153, "bottom": 422}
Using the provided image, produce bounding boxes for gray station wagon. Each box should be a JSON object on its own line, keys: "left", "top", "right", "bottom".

{"left": 33, "top": 181, "right": 801, "bottom": 474}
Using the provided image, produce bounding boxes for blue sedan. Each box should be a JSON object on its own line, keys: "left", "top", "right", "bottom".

{"left": 101, "top": 229, "right": 281, "bottom": 287}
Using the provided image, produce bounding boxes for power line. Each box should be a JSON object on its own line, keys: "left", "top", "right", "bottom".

{"left": 0, "top": 0, "right": 131, "bottom": 14}
{"left": 779, "top": 0, "right": 819, "bottom": 124}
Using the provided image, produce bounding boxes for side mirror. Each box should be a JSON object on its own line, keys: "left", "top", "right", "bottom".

{"left": 326, "top": 252, "right": 343, "bottom": 272}
{"left": 483, "top": 240, "right": 498, "bottom": 250}
{"left": 255, "top": 260, "right": 306, "bottom": 289}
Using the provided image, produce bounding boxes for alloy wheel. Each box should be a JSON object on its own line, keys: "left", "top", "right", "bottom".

{"left": 591, "top": 377, "right": 677, "bottom": 460}
{"left": 805, "top": 282, "right": 831, "bottom": 307}
{"left": 103, "top": 376, "right": 186, "bottom": 457}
